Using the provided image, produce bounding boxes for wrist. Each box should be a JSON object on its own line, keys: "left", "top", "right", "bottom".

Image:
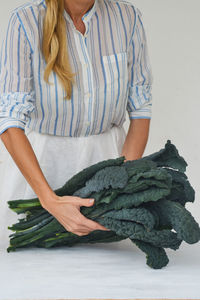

{"left": 38, "top": 190, "right": 59, "bottom": 206}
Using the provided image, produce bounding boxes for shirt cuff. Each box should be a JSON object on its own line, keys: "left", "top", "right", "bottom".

{"left": 128, "top": 103, "right": 152, "bottom": 119}
{"left": 0, "top": 118, "right": 26, "bottom": 135}
{"left": 127, "top": 84, "right": 152, "bottom": 119}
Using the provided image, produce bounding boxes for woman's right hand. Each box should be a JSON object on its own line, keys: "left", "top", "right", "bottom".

{"left": 40, "top": 194, "right": 110, "bottom": 236}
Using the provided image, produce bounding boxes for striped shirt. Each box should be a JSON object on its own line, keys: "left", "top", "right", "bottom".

{"left": 0, "top": 0, "right": 153, "bottom": 137}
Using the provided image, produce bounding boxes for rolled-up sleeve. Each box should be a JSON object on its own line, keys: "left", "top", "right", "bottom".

{"left": 127, "top": 7, "right": 153, "bottom": 120}
{"left": 0, "top": 11, "right": 35, "bottom": 136}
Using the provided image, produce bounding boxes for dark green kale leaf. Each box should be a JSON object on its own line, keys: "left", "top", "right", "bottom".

{"left": 164, "top": 168, "right": 195, "bottom": 205}
{"left": 120, "top": 167, "right": 172, "bottom": 194}
{"left": 102, "top": 207, "right": 156, "bottom": 231}
{"left": 110, "top": 187, "right": 171, "bottom": 209}
{"left": 131, "top": 238, "right": 169, "bottom": 269}
{"left": 152, "top": 199, "right": 200, "bottom": 244}
{"left": 54, "top": 156, "right": 125, "bottom": 196}
{"left": 141, "top": 140, "right": 187, "bottom": 173}
{"left": 73, "top": 165, "right": 128, "bottom": 197}
{"left": 96, "top": 216, "right": 182, "bottom": 250}
{"left": 123, "top": 159, "right": 158, "bottom": 177}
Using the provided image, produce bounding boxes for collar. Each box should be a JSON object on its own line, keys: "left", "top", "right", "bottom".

{"left": 41, "top": 0, "right": 99, "bottom": 24}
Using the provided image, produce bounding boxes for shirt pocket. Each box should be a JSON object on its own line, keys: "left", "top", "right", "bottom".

{"left": 102, "top": 52, "right": 128, "bottom": 84}
{"left": 99, "top": 52, "right": 128, "bottom": 126}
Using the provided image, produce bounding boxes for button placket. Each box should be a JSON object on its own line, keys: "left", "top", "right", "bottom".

{"left": 73, "top": 29, "right": 94, "bottom": 135}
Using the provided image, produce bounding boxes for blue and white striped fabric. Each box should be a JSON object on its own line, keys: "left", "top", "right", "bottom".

{"left": 0, "top": 0, "right": 153, "bottom": 137}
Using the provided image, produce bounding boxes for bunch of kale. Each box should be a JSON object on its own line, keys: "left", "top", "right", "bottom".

{"left": 7, "top": 140, "right": 200, "bottom": 269}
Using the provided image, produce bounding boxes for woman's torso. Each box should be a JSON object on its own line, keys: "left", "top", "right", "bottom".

{"left": 0, "top": 0, "right": 143, "bottom": 137}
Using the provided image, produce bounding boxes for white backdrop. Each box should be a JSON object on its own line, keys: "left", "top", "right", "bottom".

{"left": 0, "top": 1, "right": 200, "bottom": 299}
{"left": 1, "top": 0, "right": 199, "bottom": 222}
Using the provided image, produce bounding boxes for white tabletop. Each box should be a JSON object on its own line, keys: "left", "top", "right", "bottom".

{"left": 0, "top": 238, "right": 200, "bottom": 300}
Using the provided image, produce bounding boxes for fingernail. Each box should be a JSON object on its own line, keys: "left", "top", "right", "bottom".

{"left": 89, "top": 199, "right": 94, "bottom": 203}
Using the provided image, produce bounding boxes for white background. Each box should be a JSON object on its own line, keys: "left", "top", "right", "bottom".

{"left": 1, "top": 0, "right": 199, "bottom": 222}
{"left": 0, "top": 1, "right": 200, "bottom": 299}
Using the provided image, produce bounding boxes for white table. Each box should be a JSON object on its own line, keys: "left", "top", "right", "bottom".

{"left": 0, "top": 238, "right": 200, "bottom": 300}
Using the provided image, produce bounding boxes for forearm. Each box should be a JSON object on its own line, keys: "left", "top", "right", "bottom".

{"left": 0, "top": 128, "right": 56, "bottom": 202}
{"left": 121, "top": 119, "right": 151, "bottom": 161}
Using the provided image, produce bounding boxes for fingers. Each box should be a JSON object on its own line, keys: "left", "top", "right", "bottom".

{"left": 75, "top": 199, "right": 111, "bottom": 231}
{"left": 60, "top": 212, "right": 110, "bottom": 235}
{"left": 53, "top": 197, "right": 111, "bottom": 236}
{"left": 81, "top": 215, "right": 111, "bottom": 231}
{"left": 52, "top": 196, "right": 95, "bottom": 208}
{"left": 56, "top": 215, "right": 91, "bottom": 236}
{"left": 74, "top": 197, "right": 95, "bottom": 207}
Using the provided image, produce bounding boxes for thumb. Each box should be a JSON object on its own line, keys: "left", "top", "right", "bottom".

{"left": 78, "top": 198, "right": 95, "bottom": 207}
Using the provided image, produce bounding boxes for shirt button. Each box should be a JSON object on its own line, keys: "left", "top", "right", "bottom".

{"left": 86, "top": 121, "right": 90, "bottom": 126}
{"left": 85, "top": 93, "right": 91, "bottom": 98}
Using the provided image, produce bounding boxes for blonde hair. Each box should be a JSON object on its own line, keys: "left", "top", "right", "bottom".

{"left": 42, "top": 0, "right": 76, "bottom": 100}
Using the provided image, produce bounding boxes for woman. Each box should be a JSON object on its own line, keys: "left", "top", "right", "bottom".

{"left": 0, "top": 0, "right": 153, "bottom": 249}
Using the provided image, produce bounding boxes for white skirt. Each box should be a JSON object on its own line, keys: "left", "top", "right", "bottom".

{"left": 0, "top": 124, "right": 127, "bottom": 250}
